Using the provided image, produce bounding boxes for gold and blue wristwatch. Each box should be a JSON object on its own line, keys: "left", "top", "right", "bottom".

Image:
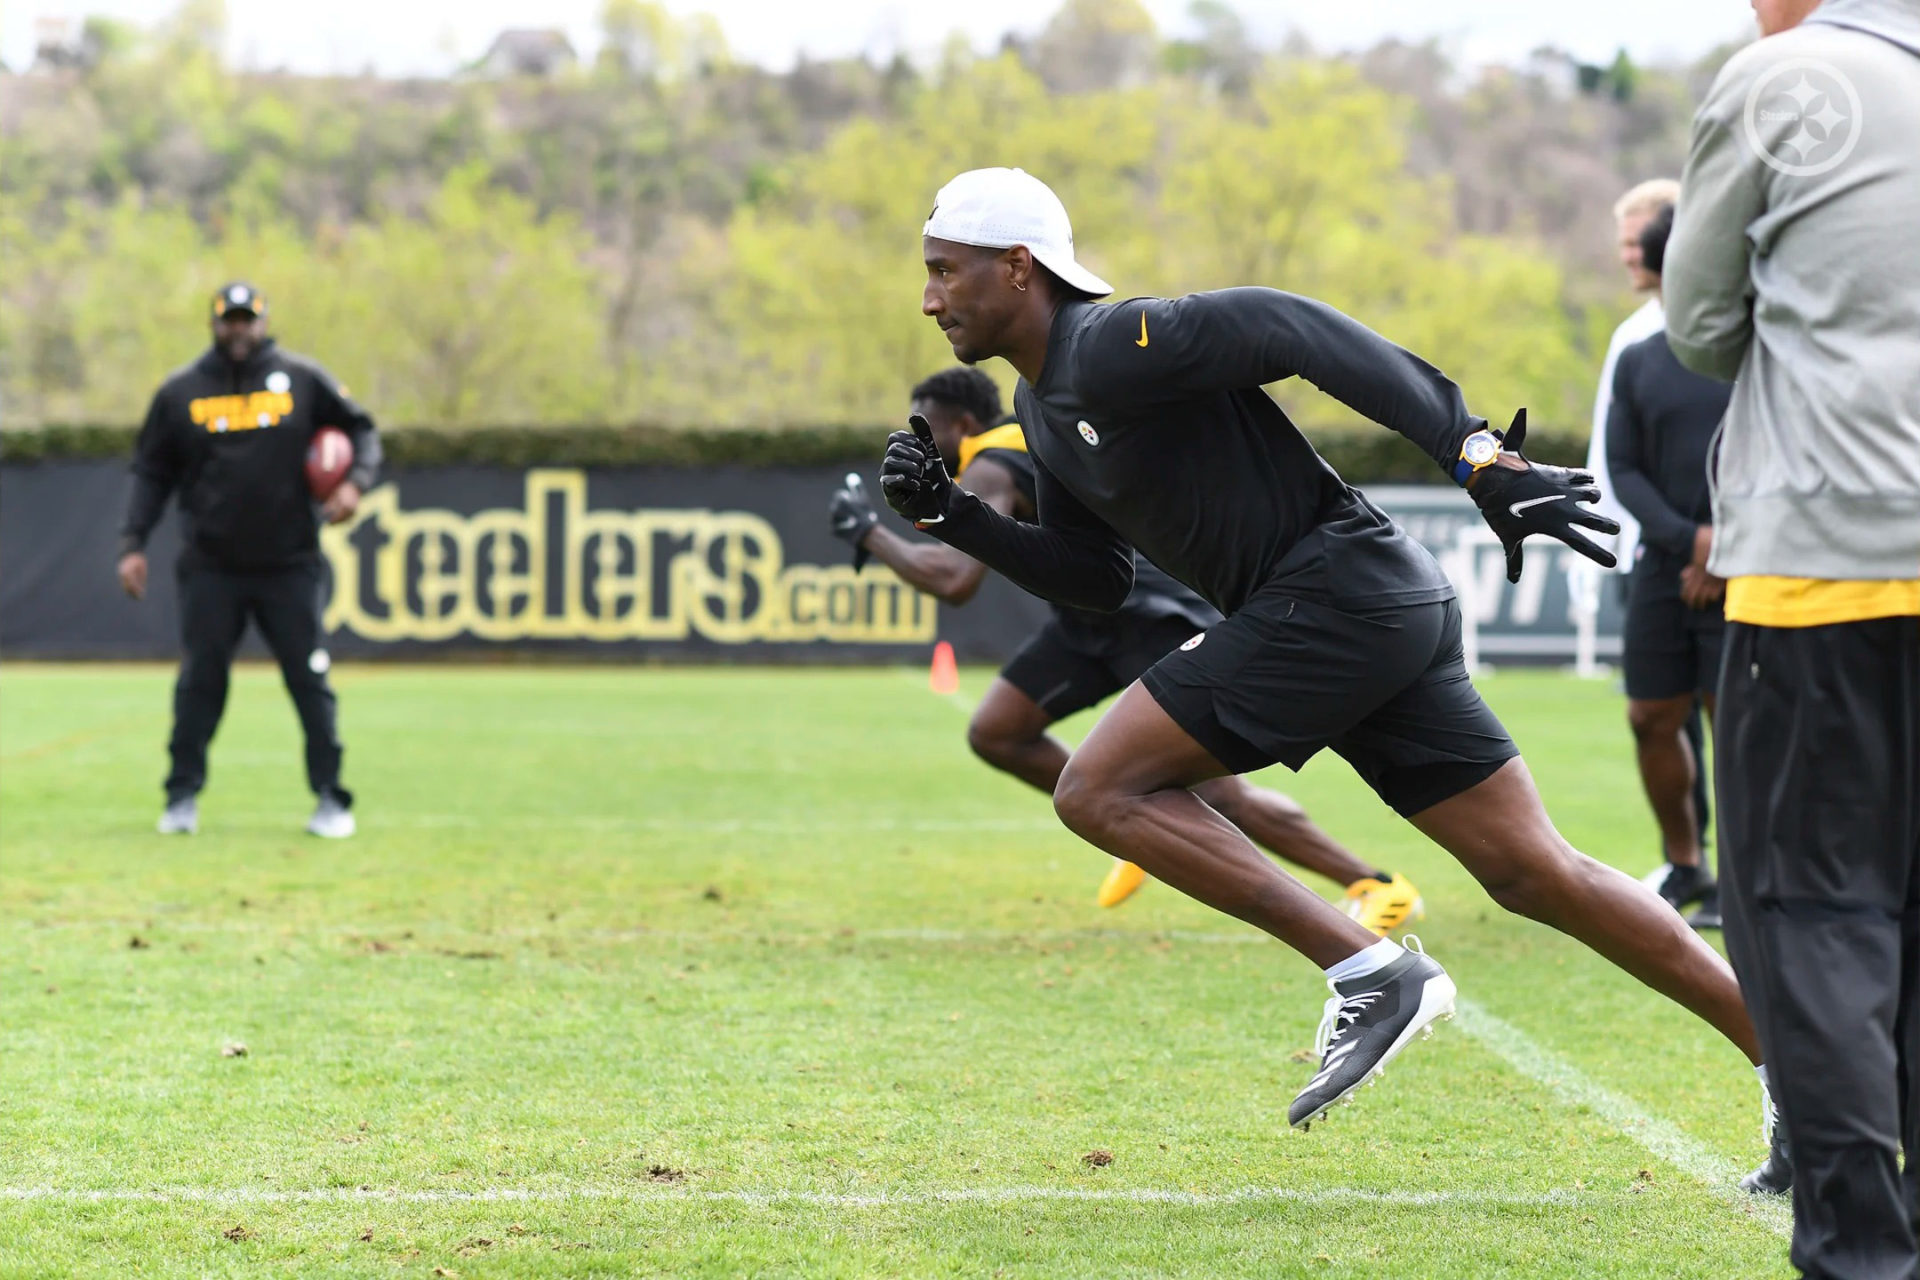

{"left": 1452, "top": 429, "right": 1503, "bottom": 486}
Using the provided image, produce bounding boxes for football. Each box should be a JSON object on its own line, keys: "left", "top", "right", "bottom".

{"left": 305, "top": 426, "right": 353, "bottom": 500}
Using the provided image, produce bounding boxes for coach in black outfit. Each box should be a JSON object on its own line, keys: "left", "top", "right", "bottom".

{"left": 1605, "top": 204, "right": 1733, "bottom": 929}
{"left": 116, "top": 283, "right": 380, "bottom": 838}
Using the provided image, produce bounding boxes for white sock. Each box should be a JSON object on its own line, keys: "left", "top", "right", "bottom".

{"left": 1756, "top": 1063, "right": 1772, "bottom": 1100}
{"left": 1324, "top": 938, "right": 1404, "bottom": 985}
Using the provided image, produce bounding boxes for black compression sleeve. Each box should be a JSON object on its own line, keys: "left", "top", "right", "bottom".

{"left": 1086, "top": 288, "right": 1484, "bottom": 474}
{"left": 927, "top": 459, "right": 1134, "bottom": 612}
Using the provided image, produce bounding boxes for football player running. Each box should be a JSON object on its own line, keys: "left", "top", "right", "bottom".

{"left": 876, "top": 167, "right": 1783, "bottom": 1188}
{"left": 830, "top": 366, "right": 1421, "bottom": 931}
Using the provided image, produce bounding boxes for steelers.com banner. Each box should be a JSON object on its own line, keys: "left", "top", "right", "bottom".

{"left": 0, "top": 464, "right": 1618, "bottom": 663}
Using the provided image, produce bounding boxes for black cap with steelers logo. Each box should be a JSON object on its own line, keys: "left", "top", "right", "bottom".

{"left": 211, "top": 282, "right": 267, "bottom": 319}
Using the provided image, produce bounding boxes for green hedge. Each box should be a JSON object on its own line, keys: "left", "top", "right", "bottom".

{"left": 0, "top": 423, "right": 886, "bottom": 469}
{"left": 0, "top": 420, "right": 1592, "bottom": 483}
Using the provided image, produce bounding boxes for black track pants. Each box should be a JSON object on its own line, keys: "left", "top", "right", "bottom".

{"left": 166, "top": 554, "right": 349, "bottom": 806}
{"left": 1717, "top": 616, "right": 1919, "bottom": 1279}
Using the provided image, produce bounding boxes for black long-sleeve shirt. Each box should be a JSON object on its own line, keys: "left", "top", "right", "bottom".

{"left": 962, "top": 428, "right": 1219, "bottom": 645}
{"left": 929, "top": 288, "right": 1482, "bottom": 616}
{"left": 122, "top": 339, "right": 381, "bottom": 569}
{"left": 1604, "top": 331, "right": 1730, "bottom": 561}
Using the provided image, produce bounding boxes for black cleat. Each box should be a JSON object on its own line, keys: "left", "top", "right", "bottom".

{"left": 1741, "top": 1095, "right": 1793, "bottom": 1195}
{"left": 1685, "top": 887, "right": 1723, "bottom": 931}
{"left": 1289, "top": 941, "right": 1456, "bottom": 1131}
{"left": 1643, "top": 861, "right": 1716, "bottom": 913}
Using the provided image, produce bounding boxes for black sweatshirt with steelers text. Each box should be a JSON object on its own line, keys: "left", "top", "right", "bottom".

{"left": 121, "top": 340, "right": 381, "bottom": 569}
{"left": 929, "top": 289, "right": 1485, "bottom": 617}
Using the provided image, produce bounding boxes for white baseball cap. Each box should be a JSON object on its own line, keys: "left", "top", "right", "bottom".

{"left": 923, "top": 168, "right": 1112, "bottom": 298}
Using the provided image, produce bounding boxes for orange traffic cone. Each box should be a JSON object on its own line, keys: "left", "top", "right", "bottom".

{"left": 929, "top": 641, "right": 960, "bottom": 696}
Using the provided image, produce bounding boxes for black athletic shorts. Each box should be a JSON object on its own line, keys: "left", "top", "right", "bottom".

{"left": 1000, "top": 613, "right": 1204, "bottom": 720}
{"left": 1140, "top": 588, "right": 1518, "bottom": 817}
{"left": 1623, "top": 550, "right": 1726, "bottom": 701}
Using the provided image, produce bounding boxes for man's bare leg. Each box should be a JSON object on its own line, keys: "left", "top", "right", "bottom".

{"left": 1192, "top": 777, "right": 1376, "bottom": 887}
{"left": 1054, "top": 688, "right": 1761, "bottom": 1063}
{"left": 964, "top": 678, "right": 1070, "bottom": 792}
{"left": 1055, "top": 685, "right": 1462, "bottom": 1127}
{"left": 1408, "top": 757, "right": 1760, "bottom": 1063}
{"left": 1051, "top": 685, "right": 1379, "bottom": 968}
{"left": 1627, "top": 693, "right": 1705, "bottom": 867}
{"left": 968, "top": 678, "right": 1375, "bottom": 893}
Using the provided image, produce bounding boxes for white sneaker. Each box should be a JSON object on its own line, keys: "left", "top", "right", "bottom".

{"left": 306, "top": 796, "right": 356, "bottom": 838}
{"left": 157, "top": 797, "right": 198, "bottom": 835}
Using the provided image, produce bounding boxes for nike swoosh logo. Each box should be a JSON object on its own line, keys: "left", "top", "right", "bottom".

{"left": 1509, "top": 495, "right": 1566, "bottom": 517}
{"left": 1135, "top": 312, "right": 1149, "bottom": 347}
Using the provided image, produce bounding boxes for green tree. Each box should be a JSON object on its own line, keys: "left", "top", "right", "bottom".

{"left": 325, "top": 168, "right": 612, "bottom": 424}
{"left": 0, "top": 197, "right": 210, "bottom": 423}
{"left": 697, "top": 54, "right": 1590, "bottom": 428}
{"left": 0, "top": 0, "right": 1699, "bottom": 433}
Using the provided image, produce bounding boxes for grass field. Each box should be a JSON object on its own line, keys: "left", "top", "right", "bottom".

{"left": 1, "top": 662, "right": 1791, "bottom": 1277}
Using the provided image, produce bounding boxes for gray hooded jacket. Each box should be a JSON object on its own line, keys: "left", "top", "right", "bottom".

{"left": 1665, "top": 0, "right": 1920, "bottom": 580}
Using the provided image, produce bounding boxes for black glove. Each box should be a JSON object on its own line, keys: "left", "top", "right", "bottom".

{"left": 1467, "top": 409, "right": 1621, "bottom": 583}
{"left": 828, "top": 473, "right": 880, "bottom": 571}
{"left": 879, "top": 414, "right": 956, "bottom": 526}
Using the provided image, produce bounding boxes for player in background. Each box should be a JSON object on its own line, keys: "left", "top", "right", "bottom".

{"left": 830, "top": 367, "right": 1421, "bottom": 932}
{"left": 1605, "top": 204, "right": 1731, "bottom": 931}
{"left": 1585, "top": 177, "right": 1717, "bottom": 921}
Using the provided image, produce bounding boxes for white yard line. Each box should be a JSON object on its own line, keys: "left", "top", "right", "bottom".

{"left": 20, "top": 812, "right": 1064, "bottom": 833}
{"left": 378, "top": 814, "right": 1060, "bottom": 832}
{"left": 1454, "top": 999, "right": 1790, "bottom": 1236}
{"left": 0, "top": 1184, "right": 1587, "bottom": 1210}
{"left": 4, "top": 920, "right": 1271, "bottom": 944}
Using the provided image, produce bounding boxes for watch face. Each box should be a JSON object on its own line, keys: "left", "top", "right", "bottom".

{"left": 1464, "top": 433, "right": 1499, "bottom": 466}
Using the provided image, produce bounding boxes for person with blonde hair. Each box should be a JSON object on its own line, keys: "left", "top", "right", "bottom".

{"left": 1588, "top": 178, "right": 1682, "bottom": 565}
{"left": 1588, "top": 179, "right": 1720, "bottom": 926}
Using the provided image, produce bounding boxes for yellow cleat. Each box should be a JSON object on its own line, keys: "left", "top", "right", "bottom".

{"left": 1342, "top": 873, "right": 1425, "bottom": 936}
{"left": 1097, "top": 859, "right": 1149, "bottom": 908}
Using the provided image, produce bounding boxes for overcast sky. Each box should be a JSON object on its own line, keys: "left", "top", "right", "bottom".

{"left": 5, "top": 0, "right": 1758, "bottom": 77}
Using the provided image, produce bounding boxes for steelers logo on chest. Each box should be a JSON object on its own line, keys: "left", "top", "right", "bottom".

{"left": 265, "top": 371, "right": 291, "bottom": 394}
{"left": 1076, "top": 420, "right": 1100, "bottom": 447}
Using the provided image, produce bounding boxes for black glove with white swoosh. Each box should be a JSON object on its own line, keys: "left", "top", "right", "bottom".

{"left": 878, "top": 414, "right": 956, "bottom": 526}
{"left": 1467, "top": 410, "right": 1620, "bottom": 583}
